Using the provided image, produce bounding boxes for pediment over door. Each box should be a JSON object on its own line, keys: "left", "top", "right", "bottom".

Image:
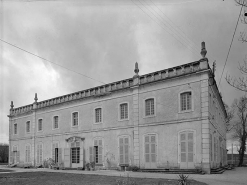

{"left": 65, "top": 136, "right": 85, "bottom": 143}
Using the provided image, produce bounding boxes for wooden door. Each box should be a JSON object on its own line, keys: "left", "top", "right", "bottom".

{"left": 144, "top": 134, "right": 157, "bottom": 169}
{"left": 179, "top": 131, "right": 194, "bottom": 169}
{"left": 119, "top": 137, "right": 129, "bottom": 165}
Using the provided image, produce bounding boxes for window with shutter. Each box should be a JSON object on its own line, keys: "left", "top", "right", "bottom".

{"left": 119, "top": 136, "right": 129, "bottom": 164}
{"left": 37, "top": 143, "right": 43, "bottom": 164}
{"left": 25, "top": 144, "right": 31, "bottom": 163}
{"left": 93, "top": 138, "right": 103, "bottom": 164}
{"left": 144, "top": 134, "right": 156, "bottom": 164}
{"left": 179, "top": 131, "right": 194, "bottom": 168}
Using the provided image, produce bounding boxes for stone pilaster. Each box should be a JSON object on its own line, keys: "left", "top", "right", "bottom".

{"left": 201, "top": 79, "right": 210, "bottom": 174}
{"left": 32, "top": 94, "right": 38, "bottom": 166}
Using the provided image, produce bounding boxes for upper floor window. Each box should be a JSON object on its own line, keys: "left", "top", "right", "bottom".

{"left": 120, "top": 103, "right": 128, "bottom": 120}
{"left": 72, "top": 112, "right": 78, "bottom": 126}
{"left": 180, "top": 92, "right": 192, "bottom": 111}
{"left": 145, "top": 98, "right": 155, "bottom": 116}
{"left": 95, "top": 108, "right": 102, "bottom": 123}
{"left": 53, "top": 116, "right": 59, "bottom": 129}
{"left": 14, "top": 123, "right": 17, "bottom": 135}
{"left": 38, "top": 119, "right": 43, "bottom": 131}
{"left": 26, "top": 121, "right": 30, "bottom": 133}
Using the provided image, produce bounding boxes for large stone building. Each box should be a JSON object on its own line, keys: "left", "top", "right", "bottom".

{"left": 8, "top": 43, "right": 227, "bottom": 173}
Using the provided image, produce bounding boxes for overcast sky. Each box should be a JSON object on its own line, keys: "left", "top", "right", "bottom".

{"left": 0, "top": 0, "right": 246, "bottom": 152}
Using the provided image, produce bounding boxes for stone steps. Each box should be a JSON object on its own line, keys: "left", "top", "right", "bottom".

{"left": 138, "top": 169, "right": 202, "bottom": 174}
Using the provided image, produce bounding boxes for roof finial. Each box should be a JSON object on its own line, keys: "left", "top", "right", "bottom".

{"left": 34, "top": 93, "right": 38, "bottom": 103}
{"left": 10, "top": 101, "right": 14, "bottom": 110}
{"left": 134, "top": 62, "right": 139, "bottom": 76}
{"left": 200, "top": 41, "right": 207, "bottom": 58}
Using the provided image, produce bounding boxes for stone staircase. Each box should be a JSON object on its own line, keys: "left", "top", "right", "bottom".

{"left": 210, "top": 165, "right": 234, "bottom": 174}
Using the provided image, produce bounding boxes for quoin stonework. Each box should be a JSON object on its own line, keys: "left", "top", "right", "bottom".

{"left": 8, "top": 42, "right": 227, "bottom": 174}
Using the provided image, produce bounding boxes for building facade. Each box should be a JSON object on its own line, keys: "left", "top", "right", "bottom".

{"left": 8, "top": 44, "right": 227, "bottom": 173}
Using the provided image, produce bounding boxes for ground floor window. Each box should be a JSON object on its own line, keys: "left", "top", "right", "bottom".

{"left": 90, "top": 138, "right": 103, "bottom": 164}
{"left": 25, "top": 144, "right": 31, "bottom": 163}
{"left": 71, "top": 147, "right": 80, "bottom": 163}
{"left": 71, "top": 142, "right": 80, "bottom": 164}
{"left": 37, "top": 143, "right": 43, "bottom": 164}
{"left": 52, "top": 143, "right": 59, "bottom": 163}
{"left": 119, "top": 136, "right": 129, "bottom": 164}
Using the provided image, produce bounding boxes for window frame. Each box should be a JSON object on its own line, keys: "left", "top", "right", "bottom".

{"left": 178, "top": 90, "right": 194, "bottom": 113}
{"left": 143, "top": 133, "right": 158, "bottom": 164}
{"left": 36, "top": 142, "right": 43, "bottom": 164}
{"left": 25, "top": 143, "right": 31, "bottom": 163}
{"left": 143, "top": 97, "right": 156, "bottom": 118}
{"left": 37, "top": 119, "right": 43, "bottom": 132}
{"left": 119, "top": 102, "right": 129, "bottom": 121}
{"left": 26, "top": 121, "right": 31, "bottom": 134}
{"left": 94, "top": 107, "right": 103, "bottom": 124}
{"left": 92, "top": 137, "right": 104, "bottom": 165}
{"left": 13, "top": 123, "right": 18, "bottom": 135}
{"left": 118, "top": 135, "right": 131, "bottom": 165}
{"left": 71, "top": 112, "right": 79, "bottom": 127}
{"left": 177, "top": 129, "right": 196, "bottom": 164}
{"left": 53, "top": 115, "right": 59, "bottom": 130}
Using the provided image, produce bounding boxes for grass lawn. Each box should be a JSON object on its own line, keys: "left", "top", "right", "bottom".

{"left": 0, "top": 172, "right": 207, "bottom": 185}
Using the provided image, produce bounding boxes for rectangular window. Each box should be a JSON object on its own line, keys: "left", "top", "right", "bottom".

{"left": 38, "top": 119, "right": 42, "bottom": 131}
{"left": 14, "top": 123, "right": 17, "bottom": 134}
{"left": 119, "top": 137, "right": 129, "bottom": 164}
{"left": 72, "top": 112, "right": 78, "bottom": 126}
{"left": 181, "top": 92, "right": 192, "bottom": 111}
{"left": 26, "top": 121, "right": 30, "bottom": 133}
{"left": 95, "top": 108, "right": 102, "bottom": 123}
{"left": 54, "top": 116, "right": 59, "bottom": 129}
{"left": 37, "top": 144, "right": 43, "bottom": 164}
{"left": 145, "top": 99, "right": 154, "bottom": 116}
{"left": 71, "top": 142, "right": 80, "bottom": 164}
{"left": 25, "top": 145, "right": 31, "bottom": 163}
{"left": 52, "top": 143, "right": 59, "bottom": 163}
{"left": 93, "top": 139, "right": 103, "bottom": 164}
{"left": 120, "top": 103, "right": 128, "bottom": 120}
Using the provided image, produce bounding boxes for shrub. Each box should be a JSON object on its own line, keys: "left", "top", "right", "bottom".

{"left": 126, "top": 165, "right": 139, "bottom": 172}
{"left": 177, "top": 174, "right": 190, "bottom": 185}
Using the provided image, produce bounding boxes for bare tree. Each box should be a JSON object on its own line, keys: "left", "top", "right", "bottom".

{"left": 231, "top": 97, "right": 247, "bottom": 166}
{"left": 226, "top": 0, "right": 247, "bottom": 90}
{"left": 0, "top": 143, "right": 8, "bottom": 163}
{"left": 225, "top": 103, "right": 235, "bottom": 131}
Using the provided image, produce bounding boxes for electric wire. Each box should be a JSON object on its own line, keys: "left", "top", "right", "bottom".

{"left": 219, "top": 4, "right": 244, "bottom": 87}
{"left": 148, "top": 0, "right": 216, "bottom": 60}
{"left": 132, "top": 0, "right": 200, "bottom": 58}
{"left": 144, "top": 0, "right": 201, "bottom": 57}
{"left": 0, "top": 38, "right": 106, "bottom": 85}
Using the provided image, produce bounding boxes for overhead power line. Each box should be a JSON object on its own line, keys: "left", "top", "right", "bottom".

{"left": 0, "top": 38, "right": 106, "bottom": 85}
{"left": 132, "top": 0, "right": 200, "bottom": 58}
{"left": 148, "top": 0, "right": 216, "bottom": 61}
{"left": 219, "top": 4, "right": 244, "bottom": 87}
